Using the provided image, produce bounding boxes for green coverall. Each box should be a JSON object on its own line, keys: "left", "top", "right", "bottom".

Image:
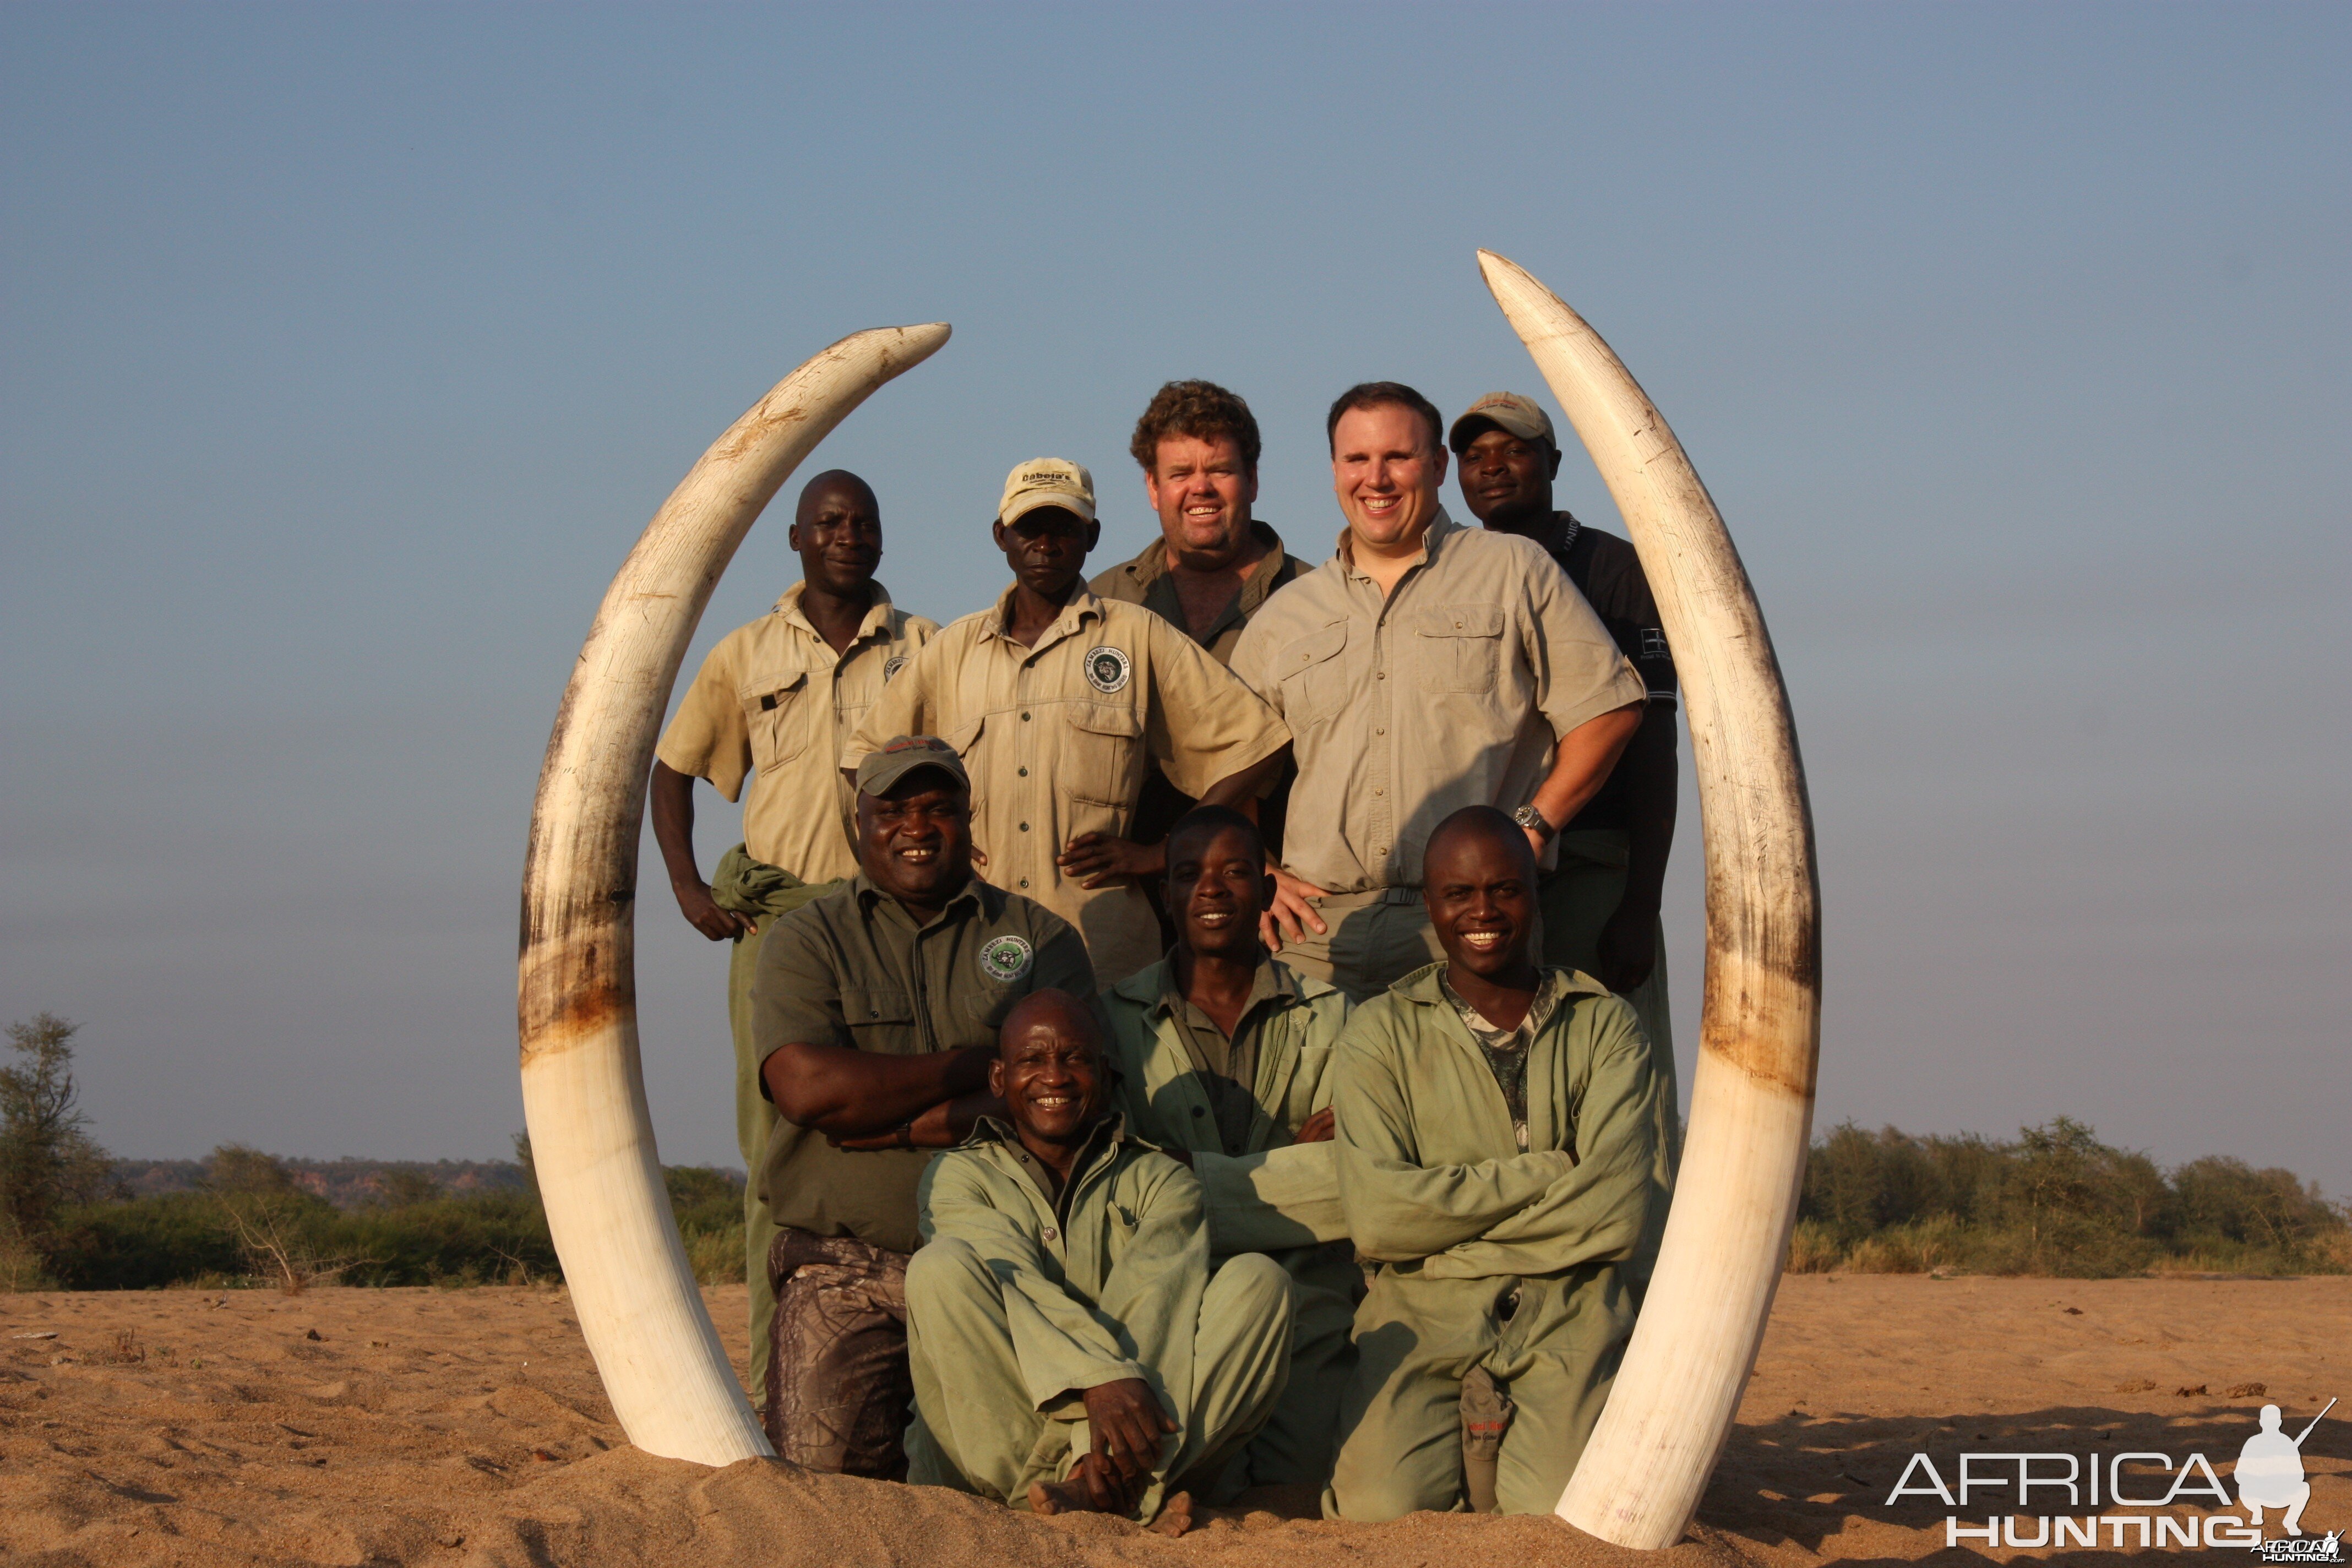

{"left": 905, "top": 1116, "right": 1295, "bottom": 1521}
{"left": 1325, "top": 963, "right": 1669, "bottom": 1520}
{"left": 1099, "top": 957, "right": 1360, "bottom": 1491}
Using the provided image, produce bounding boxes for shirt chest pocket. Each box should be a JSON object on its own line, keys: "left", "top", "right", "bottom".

{"left": 837, "top": 984, "right": 915, "bottom": 1048}
{"left": 1060, "top": 701, "right": 1145, "bottom": 808}
{"left": 738, "top": 670, "right": 819, "bottom": 774}
{"left": 1276, "top": 623, "right": 1349, "bottom": 729}
{"left": 1411, "top": 605, "right": 1504, "bottom": 694}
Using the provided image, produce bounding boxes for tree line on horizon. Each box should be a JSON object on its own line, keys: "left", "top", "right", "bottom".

{"left": 4, "top": 1013, "right": 2345, "bottom": 1291}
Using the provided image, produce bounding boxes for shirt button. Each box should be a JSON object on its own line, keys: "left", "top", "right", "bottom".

{"left": 1019, "top": 822, "right": 1030, "bottom": 832}
{"left": 1019, "top": 877, "right": 1029, "bottom": 888}
{"left": 1042, "top": 1226, "right": 1059, "bottom": 1242}
{"left": 1021, "top": 711, "right": 1031, "bottom": 721}
{"left": 1190, "top": 1107, "right": 1206, "bottom": 1118}
{"left": 1018, "top": 766, "right": 1028, "bottom": 776}
{"left": 1375, "top": 670, "right": 1386, "bottom": 680}
{"left": 1375, "top": 726, "right": 1385, "bottom": 736}
{"left": 1373, "top": 787, "right": 1384, "bottom": 797}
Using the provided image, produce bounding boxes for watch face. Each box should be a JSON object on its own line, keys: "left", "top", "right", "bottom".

{"left": 1514, "top": 806, "right": 1542, "bottom": 826}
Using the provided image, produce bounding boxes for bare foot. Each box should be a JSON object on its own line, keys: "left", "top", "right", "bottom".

{"left": 1147, "top": 1491, "right": 1196, "bottom": 1537}
{"left": 1027, "top": 1477, "right": 1095, "bottom": 1516}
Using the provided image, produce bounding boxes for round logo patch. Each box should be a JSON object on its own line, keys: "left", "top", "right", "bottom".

{"left": 979, "top": 935, "right": 1035, "bottom": 984}
{"left": 882, "top": 654, "right": 909, "bottom": 683}
{"left": 1083, "top": 645, "right": 1132, "bottom": 695}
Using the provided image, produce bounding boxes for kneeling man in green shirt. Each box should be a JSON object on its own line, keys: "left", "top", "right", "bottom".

{"left": 905, "top": 990, "right": 1296, "bottom": 1536}
{"left": 1325, "top": 807, "right": 1670, "bottom": 1520}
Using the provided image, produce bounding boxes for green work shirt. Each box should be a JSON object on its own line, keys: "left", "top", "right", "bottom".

{"left": 1101, "top": 954, "right": 1353, "bottom": 1255}
{"left": 750, "top": 872, "right": 1096, "bottom": 1254}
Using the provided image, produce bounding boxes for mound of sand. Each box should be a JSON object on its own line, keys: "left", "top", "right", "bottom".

{"left": 2, "top": 1275, "right": 2342, "bottom": 1565}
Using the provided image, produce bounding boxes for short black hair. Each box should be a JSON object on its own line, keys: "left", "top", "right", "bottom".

{"left": 1326, "top": 381, "right": 1445, "bottom": 456}
{"left": 1164, "top": 804, "right": 1264, "bottom": 867}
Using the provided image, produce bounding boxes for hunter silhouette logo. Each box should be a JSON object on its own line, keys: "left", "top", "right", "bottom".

{"left": 1880, "top": 1397, "right": 2337, "bottom": 1554}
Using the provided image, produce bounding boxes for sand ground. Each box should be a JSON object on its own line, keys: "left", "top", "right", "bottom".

{"left": 3, "top": 1274, "right": 2343, "bottom": 1566}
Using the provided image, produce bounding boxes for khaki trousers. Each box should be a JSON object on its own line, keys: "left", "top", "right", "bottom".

{"left": 904, "top": 1240, "right": 1294, "bottom": 1520}
{"left": 1273, "top": 886, "right": 1443, "bottom": 1004}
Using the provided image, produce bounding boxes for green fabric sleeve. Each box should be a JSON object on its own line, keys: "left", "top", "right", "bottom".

{"left": 1420, "top": 999, "right": 1663, "bottom": 1281}
{"left": 747, "top": 909, "right": 848, "bottom": 1082}
{"left": 1085, "top": 1156, "right": 1212, "bottom": 1410}
{"left": 918, "top": 1152, "right": 1147, "bottom": 1409}
{"left": 1194, "top": 1142, "right": 1349, "bottom": 1253}
{"left": 1333, "top": 1003, "right": 1576, "bottom": 1262}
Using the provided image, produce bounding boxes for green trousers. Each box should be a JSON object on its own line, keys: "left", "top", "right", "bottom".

{"left": 1216, "top": 1240, "right": 1360, "bottom": 1497}
{"left": 712, "top": 844, "right": 841, "bottom": 1401}
{"left": 904, "top": 1241, "right": 1295, "bottom": 1520}
{"left": 1325, "top": 1263, "right": 1640, "bottom": 1520}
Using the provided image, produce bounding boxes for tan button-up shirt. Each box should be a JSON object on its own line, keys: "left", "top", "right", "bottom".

{"left": 846, "top": 586, "right": 1291, "bottom": 986}
{"left": 1229, "top": 509, "right": 1644, "bottom": 894}
{"left": 656, "top": 583, "right": 938, "bottom": 881}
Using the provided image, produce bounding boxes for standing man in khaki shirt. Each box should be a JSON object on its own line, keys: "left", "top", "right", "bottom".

{"left": 848, "top": 459, "right": 1292, "bottom": 987}
{"left": 1228, "top": 384, "right": 1648, "bottom": 1001}
{"left": 648, "top": 469, "right": 939, "bottom": 1398}
{"left": 1091, "top": 380, "right": 1313, "bottom": 932}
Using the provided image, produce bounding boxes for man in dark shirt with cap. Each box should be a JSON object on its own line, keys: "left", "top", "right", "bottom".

{"left": 750, "top": 733, "right": 1095, "bottom": 1475}
{"left": 1450, "top": 392, "right": 1680, "bottom": 1146}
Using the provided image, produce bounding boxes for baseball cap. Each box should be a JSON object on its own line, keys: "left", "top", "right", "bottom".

{"left": 998, "top": 457, "right": 1096, "bottom": 526}
{"left": 1447, "top": 391, "right": 1556, "bottom": 453}
{"left": 854, "top": 734, "right": 970, "bottom": 797}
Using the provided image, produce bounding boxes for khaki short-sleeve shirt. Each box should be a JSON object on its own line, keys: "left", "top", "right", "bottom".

{"left": 1230, "top": 509, "right": 1645, "bottom": 894}
{"left": 655, "top": 583, "right": 938, "bottom": 880}
{"left": 750, "top": 873, "right": 1095, "bottom": 1255}
{"left": 845, "top": 586, "right": 1291, "bottom": 986}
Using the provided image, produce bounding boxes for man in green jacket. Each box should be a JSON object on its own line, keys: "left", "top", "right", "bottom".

{"left": 1325, "top": 807, "right": 1669, "bottom": 1520}
{"left": 1098, "top": 804, "right": 1358, "bottom": 1493}
{"left": 905, "top": 990, "right": 1296, "bottom": 1536}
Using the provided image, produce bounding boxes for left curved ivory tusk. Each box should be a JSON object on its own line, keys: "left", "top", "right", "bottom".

{"left": 517, "top": 324, "right": 951, "bottom": 1465}
{"left": 1476, "top": 251, "right": 1821, "bottom": 1549}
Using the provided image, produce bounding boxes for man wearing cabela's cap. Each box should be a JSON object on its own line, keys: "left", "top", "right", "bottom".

{"left": 848, "top": 459, "right": 1293, "bottom": 986}
{"left": 748, "top": 733, "right": 1095, "bottom": 1478}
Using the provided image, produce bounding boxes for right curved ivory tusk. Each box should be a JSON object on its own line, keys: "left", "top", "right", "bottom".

{"left": 1476, "top": 251, "right": 1821, "bottom": 1549}
{"left": 518, "top": 324, "right": 951, "bottom": 1466}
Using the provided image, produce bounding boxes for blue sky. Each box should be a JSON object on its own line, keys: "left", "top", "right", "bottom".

{"left": 4, "top": 3, "right": 2346, "bottom": 1193}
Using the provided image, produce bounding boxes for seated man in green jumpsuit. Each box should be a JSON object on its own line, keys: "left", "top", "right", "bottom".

{"left": 1325, "top": 807, "right": 1669, "bottom": 1520}
{"left": 1098, "top": 804, "right": 1358, "bottom": 1495}
{"left": 905, "top": 990, "right": 1298, "bottom": 1536}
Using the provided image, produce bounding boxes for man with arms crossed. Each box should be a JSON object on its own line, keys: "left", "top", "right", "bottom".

{"left": 1229, "top": 384, "right": 1648, "bottom": 1000}
{"left": 906, "top": 990, "right": 1295, "bottom": 1536}
{"left": 750, "top": 736, "right": 1093, "bottom": 1474}
{"left": 647, "top": 469, "right": 938, "bottom": 1398}
{"left": 850, "top": 459, "right": 1291, "bottom": 986}
{"left": 1325, "top": 807, "right": 1668, "bottom": 1519}
{"left": 1098, "top": 805, "right": 1356, "bottom": 1494}
{"left": 1451, "top": 392, "right": 1680, "bottom": 1119}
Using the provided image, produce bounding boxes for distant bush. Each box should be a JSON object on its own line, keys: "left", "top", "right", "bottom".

{"left": 24, "top": 1145, "right": 747, "bottom": 1293}
{"left": 1790, "top": 1117, "right": 2348, "bottom": 1277}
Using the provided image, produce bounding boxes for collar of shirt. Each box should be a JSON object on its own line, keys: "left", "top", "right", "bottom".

{"left": 1123, "top": 521, "right": 1289, "bottom": 600}
{"left": 1436, "top": 968, "right": 1562, "bottom": 1049}
{"left": 1148, "top": 949, "right": 1292, "bottom": 1031}
{"left": 966, "top": 1110, "right": 1134, "bottom": 1222}
{"left": 978, "top": 581, "right": 1106, "bottom": 658}
{"left": 773, "top": 580, "right": 900, "bottom": 646}
{"left": 1332, "top": 505, "right": 1461, "bottom": 587}
{"left": 848, "top": 869, "right": 995, "bottom": 931}
{"left": 1391, "top": 959, "right": 1609, "bottom": 1015}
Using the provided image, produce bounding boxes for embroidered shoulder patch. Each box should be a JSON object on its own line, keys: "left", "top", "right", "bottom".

{"left": 1083, "top": 645, "right": 1132, "bottom": 695}
{"left": 883, "top": 654, "right": 909, "bottom": 683}
{"left": 979, "top": 934, "right": 1034, "bottom": 984}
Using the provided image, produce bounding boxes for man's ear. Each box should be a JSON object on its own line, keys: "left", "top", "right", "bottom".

{"left": 1430, "top": 445, "right": 1450, "bottom": 485}
{"left": 786, "top": 521, "right": 805, "bottom": 552}
{"left": 1083, "top": 520, "right": 1101, "bottom": 553}
{"left": 1242, "top": 467, "right": 1261, "bottom": 505}
{"left": 987, "top": 1058, "right": 1005, "bottom": 1099}
{"left": 990, "top": 518, "right": 1010, "bottom": 553}
{"left": 1547, "top": 446, "right": 1564, "bottom": 481}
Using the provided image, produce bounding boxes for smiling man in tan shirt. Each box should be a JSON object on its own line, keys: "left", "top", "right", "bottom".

{"left": 649, "top": 469, "right": 938, "bottom": 1398}
{"left": 1228, "top": 384, "right": 1647, "bottom": 1001}
{"left": 847, "top": 459, "right": 1292, "bottom": 987}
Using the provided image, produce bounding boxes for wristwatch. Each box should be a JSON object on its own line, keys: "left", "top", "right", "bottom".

{"left": 1512, "top": 803, "right": 1558, "bottom": 842}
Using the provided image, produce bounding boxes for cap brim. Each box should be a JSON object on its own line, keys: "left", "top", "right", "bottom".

{"left": 999, "top": 496, "right": 1095, "bottom": 527}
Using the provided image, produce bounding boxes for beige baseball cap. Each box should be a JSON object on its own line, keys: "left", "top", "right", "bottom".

{"left": 1447, "top": 391, "right": 1556, "bottom": 452}
{"left": 997, "top": 457, "right": 1096, "bottom": 526}
{"left": 854, "top": 734, "right": 970, "bottom": 797}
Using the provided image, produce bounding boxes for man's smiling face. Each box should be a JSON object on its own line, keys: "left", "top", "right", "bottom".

{"left": 990, "top": 992, "right": 1108, "bottom": 1151}
{"left": 1332, "top": 402, "right": 1446, "bottom": 552}
{"left": 855, "top": 776, "right": 972, "bottom": 907}
{"left": 1145, "top": 434, "right": 1259, "bottom": 568}
{"left": 1167, "top": 822, "right": 1270, "bottom": 963}
{"left": 1424, "top": 819, "right": 1539, "bottom": 982}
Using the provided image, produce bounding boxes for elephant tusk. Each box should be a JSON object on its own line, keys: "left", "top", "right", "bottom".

{"left": 516, "top": 324, "right": 951, "bottom": 1465}
{"left": 1476, "top": 251, "right": 1821, "bottom": 1549}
